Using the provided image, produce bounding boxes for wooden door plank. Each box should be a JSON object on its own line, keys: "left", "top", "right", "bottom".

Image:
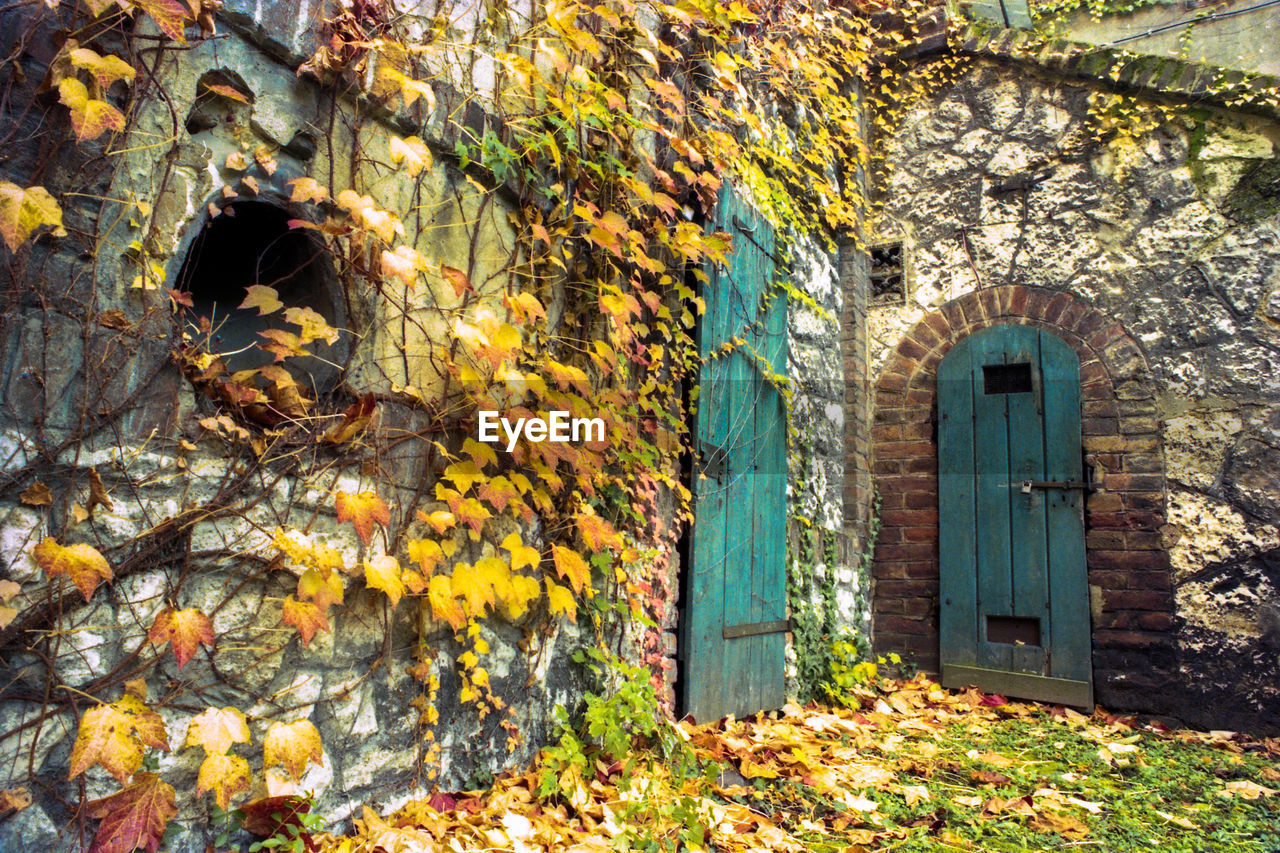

{"left": 971, "top": 329, "right": 1014, "bottom": 672}
{"left": 755, "top": 206, "right": 786, "bottom": 713}
{"left": 1039, "top": 331, "right": 1092, "bottom": 689}
{"left": 723, "top": 191, "right": 763, "bottom": 718}
{"left": 938, "top": 335, "right": 980, "bottom": 668}
{"left": 684, "top": 190, "right": 734, "bottom": 722}
{"left": 1003, "top": 326, "right": 1050, "bottom": 676}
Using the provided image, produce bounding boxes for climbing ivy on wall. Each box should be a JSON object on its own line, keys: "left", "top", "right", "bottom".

{"left": 0, "top": 0, "right": 948, "bottom": 849}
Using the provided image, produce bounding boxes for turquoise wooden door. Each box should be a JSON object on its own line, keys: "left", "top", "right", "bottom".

{"left": 937, "top": 325, "right": 1093, "bottom": 707}
{"left": 683, "top": 188, "right": 788, "bottom": 722}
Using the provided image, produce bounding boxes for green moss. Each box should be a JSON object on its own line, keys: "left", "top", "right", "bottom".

{"left": 1222, "top": 158, "right": 1280, "bottom": 223}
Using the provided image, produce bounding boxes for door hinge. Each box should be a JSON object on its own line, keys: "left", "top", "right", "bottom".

{"left": 699, "top": 441, "right": 729, "bottom": 481}
{"left": 723, "top": 618, "right": 791, "bottom": 639}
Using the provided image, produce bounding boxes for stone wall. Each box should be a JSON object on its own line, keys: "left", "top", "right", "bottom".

{"left": 867, "top": 31, "right": 1280, "bottom": 732}
{"left": 0, "top": 3, "right": 862, "bottom": 849}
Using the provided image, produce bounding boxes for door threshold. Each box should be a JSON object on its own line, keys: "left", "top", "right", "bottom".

{"left": 942, "top": 664, "right": 1093, "bottom": 709}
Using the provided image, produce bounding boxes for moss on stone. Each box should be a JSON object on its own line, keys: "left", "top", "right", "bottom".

{"left": 1221, "top": 158, "right": 1280, "bottom": 223}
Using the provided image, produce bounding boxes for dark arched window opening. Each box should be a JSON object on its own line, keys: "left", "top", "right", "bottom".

{"left": 176, "top": 201, "right": 346, "bottom": 395}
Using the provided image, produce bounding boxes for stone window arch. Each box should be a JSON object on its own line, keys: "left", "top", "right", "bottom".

{"left": 175, "top": 199, "right": 348, "bottom": 396}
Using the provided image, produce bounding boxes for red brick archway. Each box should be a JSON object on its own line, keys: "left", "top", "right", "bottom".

{"left": 871, "top": 285, "right": 1176, "bottom": 709}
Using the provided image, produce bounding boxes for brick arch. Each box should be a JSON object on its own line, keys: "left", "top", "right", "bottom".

{"left": 870, "top": 285, "right": 1175, "bottom": 709}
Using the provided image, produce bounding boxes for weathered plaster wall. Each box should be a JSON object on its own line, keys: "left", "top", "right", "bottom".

{"left": 868, "top": 36, "right": 1280, "bottom": 731}
{"left": 1052, "top": 0, "right": 1280, "bottom": 77}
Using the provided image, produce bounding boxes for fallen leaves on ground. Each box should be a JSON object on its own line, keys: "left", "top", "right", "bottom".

{"left": 309, "top": 677, "right": 1280, "bottom": 853}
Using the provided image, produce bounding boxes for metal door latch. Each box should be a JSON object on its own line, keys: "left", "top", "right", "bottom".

{"left": 1020, "top": 480, "right": 1094, "bottom": 494}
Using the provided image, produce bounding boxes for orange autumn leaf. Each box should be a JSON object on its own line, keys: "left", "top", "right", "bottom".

{"left": 19, "top": 481, "right": 51, "bottom": 506}
{"left": 69, "top": 704, "right": 143, "bottom": 784}
{"left": 335, "top": 490, "right": 390, "bottom": 545}
{"left": 321, "top": 393, "right": 375, "bottom": 445}
{"left": 287, "top": 176, "right": 329, "bottom": 204}
{"left": 196, "top": 751, "right": 251, "bottom": 810}
{"left": 185, "top": 707, "right": 249, "bottom": 756}
{"left": 441, "top": 264, "right": 473, "bottom": 298}
{"left": 204, "top": 82, "right": 249, "bottom": 103}
{"left": 148, "top": 607, "right": 214, "bottom": 669}
{"left": 130, "top": 0, "right": 192, "bottom": 43}
{"left": 85, "top": 773, "right": 176, "bottom": 853}
{"left": 576, "top": 508, "right": 624, "bottom": 552}
{"left": 551, "top": 545, "right": 591, "bottom": 594}
{"left": 263, "top": 719, "right": 324, "bottom": 782}
{"left": 281, "top": 596, "right": 328, "bottom": 646}
{"left": 418, "top": 509, "right": 455, "bottom": 534}
{"left": 32, "top": 537, "right": 113, "bottom": 601}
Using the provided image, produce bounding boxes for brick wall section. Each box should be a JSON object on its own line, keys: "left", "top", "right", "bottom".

{"left": 871, "top": 285, "right": 1177, "bottom": 709}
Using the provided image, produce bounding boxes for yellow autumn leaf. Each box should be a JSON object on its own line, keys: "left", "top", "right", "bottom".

{"left": 501, "top": 532, "right": 540, "bottom": 573}
{"left": 389, "top": 135, "right": 432, "bottom": 177}
{"left": 263, "top": 719, "right": 323, "bottom": 782}
{"left": 420, "top": 510, "right": 455, "bottom": 534}
{"left": 443, "top": 460, "right": 484, "bottom": 494}
{"left": 58, "top": 78, "right": 125, "bottom": 141}
{"left": 450, "top": 561, "right": 495, "bottom": 615}
{"left": 68, "top": 47, "right": 136, "bottom": 89}
{"left": 427, "top": 574, "right": 466, "bottom": 631}
{"left": 196, "top": 751, "right": 251, "bottom": 809}
{"left": 545, "top": 579, "right": 576, "bottom": 621}
{"left": 364, "top": 553, "right": 406, "bottom": 606}
{"left": 285, "top": 306, "right": 340, "bottom": 346}
{"left": 499, "top": 573, "right": 541, "bottom": 621}
{"left": 407, "top": 538, "right": 445, "bottom": 575}
{"left": 297, "top": 567, "right": 344, "bottom": 612}
{"left": 32, "top": 538, "right": 113, "bottom": 601}
{"left": 239, "top": 284, "right": 282, "bottom": 315}
{"left": 0, "top": 182, "right": 66, "bottom": 252}
{"left": 185, "top": 707, "right": 250, "bottom": 756}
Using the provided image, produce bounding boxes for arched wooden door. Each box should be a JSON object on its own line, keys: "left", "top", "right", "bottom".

{"left": 937, "top": 324, "right": 1093, "bottom": 707}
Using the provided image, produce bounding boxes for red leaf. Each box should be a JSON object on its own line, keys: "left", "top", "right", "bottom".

{"left": 240, "top": 795, "right": 312, "bottom": 842}
{"left": 86, "top": 773, "right": 176, "bottom": 853}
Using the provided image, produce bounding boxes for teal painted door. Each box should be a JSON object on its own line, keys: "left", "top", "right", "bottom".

{"left": 683, "top": 188, "right": 788, "bottom": 722}
{"left": 937, "top": 325, "right": 1093, "bottom": 707}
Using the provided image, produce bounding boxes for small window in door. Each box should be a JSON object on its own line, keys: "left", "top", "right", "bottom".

{"left": 987, "top": 615, "right": 1040, "bottom": 646}
{"left": 983, "top": 362, "right": 1032, "bottom": 395}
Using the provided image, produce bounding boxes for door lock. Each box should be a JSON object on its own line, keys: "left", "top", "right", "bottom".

{"left": 1020, "top": 480, "right": 1094, "bottom": 494}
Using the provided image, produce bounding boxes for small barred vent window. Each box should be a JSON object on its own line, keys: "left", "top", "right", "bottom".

{"left": 870, "top": 242, "right": 905, "bottom": 306}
